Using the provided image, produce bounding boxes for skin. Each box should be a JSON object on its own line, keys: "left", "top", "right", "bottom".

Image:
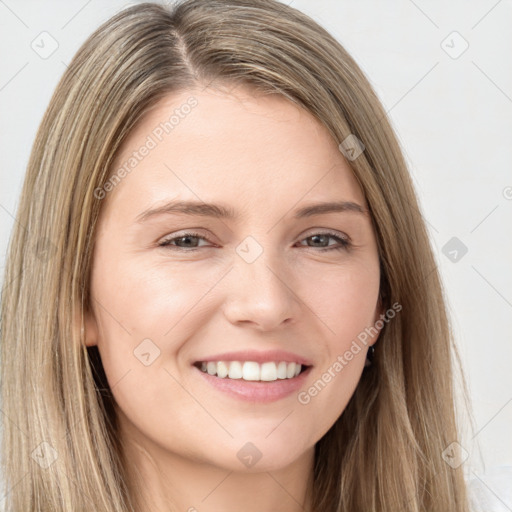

{"left": 84, "top": 83, "right": 383, "bottom": 512}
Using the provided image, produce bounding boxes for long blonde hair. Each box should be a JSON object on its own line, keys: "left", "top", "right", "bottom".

{"left": 0, "top": 1, "right": 470, "bottom": 510}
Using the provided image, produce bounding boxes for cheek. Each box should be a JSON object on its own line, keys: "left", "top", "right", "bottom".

{"left": 302, "top": 257, "right": 381, "bottom": 345}
{"left": 90, "top": 258, "right": 220, "bottom": 453}
{"left": 92, "top": 253, "right": 220, "bottom": 345}
{"left": 293, "top": 259, "right": 380, "bottom": 429}
{"left": 89, "top": 254, "right": 226, "bottom": 406}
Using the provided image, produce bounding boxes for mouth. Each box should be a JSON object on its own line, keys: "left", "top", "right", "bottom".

{"left": 193, "top": 360, "right": 311, "bottom": 382}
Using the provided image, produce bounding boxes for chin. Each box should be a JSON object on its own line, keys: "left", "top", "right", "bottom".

{"left": 207, "top": 435, "right": 313, "bottom": 473}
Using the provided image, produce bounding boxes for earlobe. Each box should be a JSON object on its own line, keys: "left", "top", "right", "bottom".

{"left": 82, "top": 307, "right": 99, "bottom": 347}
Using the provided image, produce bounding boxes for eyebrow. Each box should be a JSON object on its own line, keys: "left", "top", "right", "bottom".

{"left": 135, "top": 199, "right": 368, "bottom": 223}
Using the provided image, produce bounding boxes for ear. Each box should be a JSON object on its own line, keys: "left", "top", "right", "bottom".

{"left": 370, "top": 298, "right": 386, "bottom": 346}
{"left": 372, "top": 303, "right": 385, "bottom": 324}
{"left": 81, "top": 305, "right": 99, "bottom": 347}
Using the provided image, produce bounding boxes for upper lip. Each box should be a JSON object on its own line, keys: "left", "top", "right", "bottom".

{"left": 193, "top": 350, "right": 313, "bottom": 366}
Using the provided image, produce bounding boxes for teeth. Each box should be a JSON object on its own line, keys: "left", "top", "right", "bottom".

{"left": 198, "top": 360, "right": 304, "bottom": 381}
{"left": 206, "top": 361, "right": 217, "bottom": 375}
{"left": 260, "top": 362, "right": 277, "bottom": 381}
{"left": 243, "top": 361, "right": 260, "bottom": 381}
{"left": 228, "top": 361, "right": 242, "bottom": 379}
{"left": 276, "top": 361, "right": 288, "bottom": 379}
{"left": 216, "top": 361, "right": 229, "bottom": 378}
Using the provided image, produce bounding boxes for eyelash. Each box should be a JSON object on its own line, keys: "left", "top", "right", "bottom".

{"left": 157, "top": 231, "right": 352, "bottom": 252}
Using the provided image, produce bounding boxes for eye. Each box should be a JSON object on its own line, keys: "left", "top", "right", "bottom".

{"left": 157, "top": 230, "right": 351, "bottom": 252}
{"left": 158, "top": 231, "right": 212, "bottom": 250}
{"left": 296, "top": 231, "right": 351, "bottom": 252}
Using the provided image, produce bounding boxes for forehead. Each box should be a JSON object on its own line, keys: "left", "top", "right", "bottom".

{"left": 100, "top": 85, "right": 366, "bottom": 225}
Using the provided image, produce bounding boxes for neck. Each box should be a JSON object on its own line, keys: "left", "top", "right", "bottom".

{"left": 120, "top": 425, "right": 315, "bottom": 512}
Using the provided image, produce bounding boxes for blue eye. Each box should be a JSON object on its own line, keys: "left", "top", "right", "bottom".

{"left": 158, "top": 231, "right": 351, "bottom": 252}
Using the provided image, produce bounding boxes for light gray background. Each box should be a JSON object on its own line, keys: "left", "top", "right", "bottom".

{"left": 1, "top": 0, "right": 511, "bottom": 508}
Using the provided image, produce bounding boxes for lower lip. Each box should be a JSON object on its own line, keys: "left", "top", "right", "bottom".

{"left": 193, "top": 365, "right": 312, "bottom": 403}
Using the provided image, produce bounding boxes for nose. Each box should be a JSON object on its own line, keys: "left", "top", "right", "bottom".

{"left": 221, "top": 247, "right": 301, "bottom": 331}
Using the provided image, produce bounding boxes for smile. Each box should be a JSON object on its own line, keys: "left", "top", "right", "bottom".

{"left": 195, "top": 360, "right": 308, "bottom": 381}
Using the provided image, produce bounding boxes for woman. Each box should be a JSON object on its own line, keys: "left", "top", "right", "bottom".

{"left": 0, "top": 1, "right": 471, "bottom": 510}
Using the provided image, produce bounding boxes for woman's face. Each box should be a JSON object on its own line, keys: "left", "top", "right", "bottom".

{"left": 85, "top": 84, "right": 382, "bottom": 473}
